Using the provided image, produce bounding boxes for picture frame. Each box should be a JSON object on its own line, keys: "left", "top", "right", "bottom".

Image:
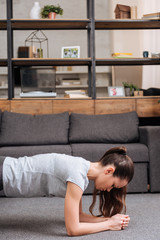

{"left": 108, "top": 86, "right": 125, "bottom": 97}
{"left": 61, "top": 46, "right": 80, "bottom": 58}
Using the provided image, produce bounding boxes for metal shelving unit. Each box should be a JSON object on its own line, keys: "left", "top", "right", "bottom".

{"left": 94, "top": 19, "right": 160, "bottom": 98}
{"left": 3, "top": 0, "right": 160, "bottom": 99}
{"left": 5, "top": 0, "right": 95, "bottom": 99}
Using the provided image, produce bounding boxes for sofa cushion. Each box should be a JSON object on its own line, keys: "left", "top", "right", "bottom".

{"left": 69, "top": 111, "right": 139, "bottom": 143}
{"left": 71, "top": 143, "right": 149, "bottom": 163}
{"left": 0, "top": 145, "right": 72, "bottom": 158}
{"left": 0, "top": 111, "right": 69, "bottom": 146}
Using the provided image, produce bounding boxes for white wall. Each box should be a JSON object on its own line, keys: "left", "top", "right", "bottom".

{"left": 141, "top": 0, "right": 160, "bottom": 88}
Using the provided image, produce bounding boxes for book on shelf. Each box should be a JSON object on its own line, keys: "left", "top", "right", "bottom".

{"left": 142, "top": 12, "right": 160, "bottom": 19}
{"left": 62, "top": 78, "right": 81, "bottom": 86}
{"left": 64, "top": 94, "right": 89, "bottom": 98}
{"left": 112, "top": 53, "right": 133, "bottom": 58}
{"left": 65, "top": 89, "right": 86, "bottom": 95}
{"left": 64, "top": 89, "right": 89, "bottom": 98}
{"left": 151, "top": 53, "right": 160, "bottom": 58}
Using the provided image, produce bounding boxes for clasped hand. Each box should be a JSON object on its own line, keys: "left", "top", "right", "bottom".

{"left": 108, "top": 214, "right": 130, "bottom": 231}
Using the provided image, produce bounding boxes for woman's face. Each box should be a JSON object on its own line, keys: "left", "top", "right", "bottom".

{"left": 95, "top": 165, "right": 128, "bottom": 192}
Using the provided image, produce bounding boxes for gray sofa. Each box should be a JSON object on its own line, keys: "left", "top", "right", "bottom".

{"left": 0, "top": 110, "right": 159, "bottom": 194}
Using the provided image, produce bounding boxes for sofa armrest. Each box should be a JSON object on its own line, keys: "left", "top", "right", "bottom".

{"left": 139, "top": 126, "right": 160, "bottom": 192}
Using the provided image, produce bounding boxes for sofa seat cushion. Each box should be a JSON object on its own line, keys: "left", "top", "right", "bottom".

{"left": 71, "top": 143, "right": 149, "bottom": 163}
{"left": 0, "top": 145, "right": 71, "bottom": 158}
{"left": 69, "top": 111, "right": 139, "bottom": 143}
{"left": 0, "top": 111, "right": 69, "bottom": 146}
{"left": 127, "top": 163, "right": 148, "bottom": 193}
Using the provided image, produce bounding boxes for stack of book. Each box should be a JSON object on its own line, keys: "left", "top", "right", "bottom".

{"left": 61, "top": 78, "right": 81, "bottom": 86}
{"left": 151, "top": 53, "right": 160, "bottom": 58}
{"left": 112, "top": 53, "right": 133, "bottom": 58}
{"left": 142, "top": 12, "right": 160, "bottom": 20}
{"left": 64, "top": 90, "right": 89, "bottom": 98}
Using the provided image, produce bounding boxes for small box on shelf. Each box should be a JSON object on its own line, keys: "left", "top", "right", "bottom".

{"left": 134, "top": 91, "right": 143, "bottom": 97}
{"left": 114, "top": 4, "right": 131, "bottom": 19}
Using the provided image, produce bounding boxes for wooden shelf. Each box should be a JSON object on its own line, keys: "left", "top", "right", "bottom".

{"left": 95, "top": 19, "right": 160, "bottom": 30}
{"left": 12, "top": 58, "right": 92, "bottom": 66}
{"left": 56, "top": 85, "right": 106, "bottom": 89}
{"left": 96, "top": 58, "right": 160, "bottom": 66}
{"left": 12, "top": 58, "right": 160, "bottom": 67}
{"left": 56, "top": 71, "right": 88, "bottom": 74}
{"left": 11, "top": 19, "right": 90, "bottom": 30}
{"left": 56, "top": 85, "right": 88, "bottom": 89}
{"left": 0, "top": 59, "right": 8, "bottom": 66}
{"left": 56, "top": 71, "right": 110, "bottom": 74}
{"left": 0, "top": 20, "right": 7, "bottom": 30}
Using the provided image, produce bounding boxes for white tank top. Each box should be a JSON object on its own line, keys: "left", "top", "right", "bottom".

{"left": 3, "top": 153, "right": 90, "bottom": 198}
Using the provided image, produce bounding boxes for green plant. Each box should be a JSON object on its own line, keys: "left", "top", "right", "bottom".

{"left": 131, "top": 84, "right": 139, "bottom": 91}
{"left": 122, "top": 82, "right": 139, "bottom": 91}
{"left": 41, "top": 5, "right": 63, "bottom": 18}
{"left": 122, "top": 82, "right": 140, "bottom": 96}
{"left": 122, "top": 81, "right": 130, "bottom": 88}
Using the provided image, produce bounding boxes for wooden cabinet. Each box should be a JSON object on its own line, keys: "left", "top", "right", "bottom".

{"left": 95, "top": 98, "right": 136, "bottom": 115}
{"left": 136, "top": 97, "right": 160, "bottom": 117}
{"left": 0, "top": 98, "right": 159, "bottom": 117}
{"left": 10, "top": 100, "right": 53, "bottom": 115}
{"left": 0, "top": 99, "right": 10, "bottom": 112}
{"left": 53, "top": 99, "right": 94, "bottom": 114}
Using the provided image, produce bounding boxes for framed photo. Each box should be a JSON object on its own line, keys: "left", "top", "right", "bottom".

{"left": 108, "top": 86, "right": 125, "bottom": 97}
{"left": 61, "top": 46, "right": 80, "bottom": 58}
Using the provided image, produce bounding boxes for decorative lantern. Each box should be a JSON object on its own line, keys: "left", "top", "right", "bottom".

{"left": 25, "top": 30, "right": 49, "bottom": 58}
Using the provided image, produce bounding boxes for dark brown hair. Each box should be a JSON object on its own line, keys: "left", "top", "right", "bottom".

{"left": 89, "top": 146, "right": 134, "bottom": 217}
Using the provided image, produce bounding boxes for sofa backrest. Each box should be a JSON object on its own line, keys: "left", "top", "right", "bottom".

{"left": 0, "top": 110, "right": 139, "bottom": 146}
{"left": 69, "top": 111, "right": 139, "bottom": 143}
{"left": 0, "top": 111, "right": 69, "bottom": 146}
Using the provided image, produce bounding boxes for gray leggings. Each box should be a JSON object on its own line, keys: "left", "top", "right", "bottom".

{"left": 0, "top": 156, "right": 5, "bottom": 191}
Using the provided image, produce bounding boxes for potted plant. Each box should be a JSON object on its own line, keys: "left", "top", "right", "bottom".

{"left": 133, "top": 84, "right": 143, "bottom": 96}
{"left": 122, "top": 82, "right": 134, "bottom": 96}
{"left": 131, "top": 84, "right": 138, "bottom": 96}
{"left": 41, "top": 5, "right": 63, "bottom": 19}
{"left": 122, "top": 82, "right": 142, "bottom": 96}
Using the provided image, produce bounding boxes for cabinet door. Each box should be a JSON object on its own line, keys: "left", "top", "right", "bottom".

{"left": 10, "top": 100, "right": 53, "bottom": 115}
{"left": 136, "top": 98, "right": 160, "bottom": 117}
{"left": 0, "top": 100, "right": 10, "bottom": 111}
{"left": 95, "top": 99, "right": 136, "bottom": 115}
{"left": 52, "top": 99, "right": 94, "bottom": 114}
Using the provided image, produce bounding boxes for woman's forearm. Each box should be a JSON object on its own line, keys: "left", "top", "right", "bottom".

{"left": 67, "top": 214, "right": 129, "bottom": 236}
{"left": 79, "top": 212, "right": 109, "bottom": 223}
{"left": 67, "top": 220, "right": 111, "bottom": 236}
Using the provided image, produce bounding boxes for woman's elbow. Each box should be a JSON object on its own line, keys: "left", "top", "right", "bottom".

{"left": 66, "top": 226, "right": 80, "bottom": 236}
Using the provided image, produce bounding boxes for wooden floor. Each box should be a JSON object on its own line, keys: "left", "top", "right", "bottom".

{"left": 0, "top": 97, "right": 160, "bottom": 117}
